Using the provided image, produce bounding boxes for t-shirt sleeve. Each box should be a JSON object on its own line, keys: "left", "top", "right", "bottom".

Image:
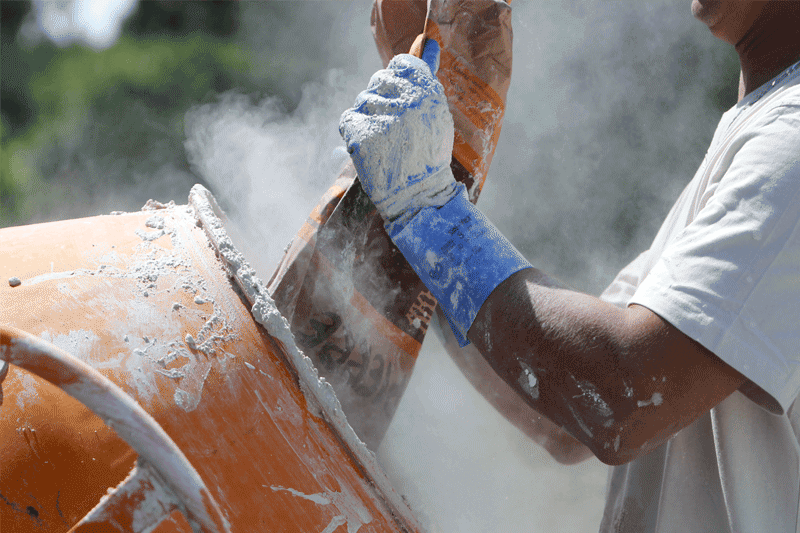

{"left": 629, "top": 103, "right": 800, "bottom": 414}
{"left": 600, "top": 250, "right": 652, "bottom": 309}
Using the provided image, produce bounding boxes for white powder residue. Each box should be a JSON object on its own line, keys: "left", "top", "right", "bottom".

{"left": 25, "top": 218, "right": 191, "bottom": 302}
{"left": 170, "top": 358, "right": 213, "bottom": 413}
{"left": 623, "top": 381, "right": 634, "bottom": 398}
{"left": 269, "top": 484, "right": 372, "bottom": 533}
{"left": 57, "top": 281, "right": 72, "bottom": 295}
{"left": 653, "top": 392, "right": 663, "bottom": 405}
{"left": 425, "top": 250, "right": 440, "bottom": 269}
{"left": 89, "top": 207, "right": 237, "bottom": 410}
{"left": 128, "top": 469, "right": 176, "bottom": 532}
{"left": 450, "top": 281, "right": 464, "bottom": 313}
{"left": 321, "top": 516, "right": 348, "bottom": 533}
{"left": 173, "top": 389, "right": 193, "bottom": 411}
{"left": 135, "top": 228, "right": 166, "bottom": 242}
{"left": 156, "top": 368, "right": 185, "bottom": 380}
{"left": 188, "top": 184, "right": 418, "bottom": 532}
{"left": 124, "top": 341, "right": 160, "bottom": 402}
{"left": 575, "top": 379, "right": 613, "bottom": 419}
{"left": 327, "top": 487, "right": 373, "bottom": 533}
{"left": 98, "top": 250, "right": 122, "bottom": 264}
{"left": 38, "top": 329, "right": 100, "bottom": 360}
{"left": 145, "top": 215, "right": 165, "bottom": 230}
{"left": 637, "top": 392, "right": 663, "bottom": 408}
{"left": 79, "top": 462, "right": 175, "bottom": 532}
{"left": 516, "top": 361, "right": 539, "bottom": 400}
{"left": 14, "top": 372, "right": 40, "bottom": 410}
{"left": 269, "top": 485, "right": 331, "bottom": 506}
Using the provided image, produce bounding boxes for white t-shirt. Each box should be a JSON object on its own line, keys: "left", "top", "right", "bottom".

{"left": 599, "top": 61, "right": 800, "bottom": 533}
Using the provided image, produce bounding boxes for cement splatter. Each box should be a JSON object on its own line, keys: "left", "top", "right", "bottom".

{"left": 637, "top": 392, "right": 663, "bottom": 408}
{"left": 269, "top": 485, "right": 332, "bottom": 506}
{"left": 574, "top": 379, "right": 613, "bottom": 419}
{"left": 188, "top": 184, "right": 421, "bottom": 531}
{"left": 517, "top": 361, "right": 540, "bottom": 400}
{"left": 268, "top": 485, "right": 372, "bottom": 533}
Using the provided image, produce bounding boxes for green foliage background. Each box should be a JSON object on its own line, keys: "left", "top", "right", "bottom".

{"left": 1, "top": 1, "right": 346, "bottom": 227}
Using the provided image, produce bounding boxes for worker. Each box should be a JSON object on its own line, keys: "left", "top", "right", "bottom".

{"left": 339, "top": 1, "right": 800, "bottom": 532}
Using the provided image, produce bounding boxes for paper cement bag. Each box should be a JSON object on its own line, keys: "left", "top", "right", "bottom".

{"left": 267, "top": 0, "right": 512, "bottom": 449}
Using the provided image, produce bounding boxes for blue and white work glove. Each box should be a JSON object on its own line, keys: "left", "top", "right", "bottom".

{"left": 339, "top": 39, "right": 458, "bottom": 236}
{"left": 339, "top": 40, "right": 532, "bottom": 346}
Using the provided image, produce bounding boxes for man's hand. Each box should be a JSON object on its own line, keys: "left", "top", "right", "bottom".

{"left": 339, "top": 40, "right": 459, "bottom": 235}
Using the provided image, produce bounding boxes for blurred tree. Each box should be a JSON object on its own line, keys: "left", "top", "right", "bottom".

{"left": 0, "top": 0, "right": 275, "bottom": 227}
{"left": 1, "top": 0, "right": 36, "bottom": 136}
{"left": 124, "top": 0, "right": 239, "bottom": 38}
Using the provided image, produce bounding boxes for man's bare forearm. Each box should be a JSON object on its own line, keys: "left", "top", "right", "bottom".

{"left": 467, "top": 268, "right": 746, "bottom": 465}
{"left": 436, "top": 307, "right": 594, "bottom": 465}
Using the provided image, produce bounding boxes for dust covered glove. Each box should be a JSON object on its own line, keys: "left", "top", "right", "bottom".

{"left": 339, "top": 39, "right": 459, "bottom": 236}
{"left": 341, "top": 39, "right": 532, "bottom": 346}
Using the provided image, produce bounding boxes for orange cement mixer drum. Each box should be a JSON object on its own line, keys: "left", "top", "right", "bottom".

{"left": 0, "top": 187, "right": 420, "bottom": 532}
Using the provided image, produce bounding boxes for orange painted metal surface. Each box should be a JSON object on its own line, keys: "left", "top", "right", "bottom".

{"left": 0, "top": 323, "right": 228, "bottom": 532}
{"left": 0, "top": 195, "right": 420, "bottom": 532}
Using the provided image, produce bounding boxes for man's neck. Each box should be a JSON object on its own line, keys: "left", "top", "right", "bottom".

{"left": 736, "top": 2, "right": 800, "bottom": 100}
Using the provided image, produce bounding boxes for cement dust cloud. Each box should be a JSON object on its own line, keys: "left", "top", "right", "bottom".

{"left": 183, "top": 71, "right": 364, "bottom": 277}
{"left": 185, "top": 1, "right": 736, "bottom": 531}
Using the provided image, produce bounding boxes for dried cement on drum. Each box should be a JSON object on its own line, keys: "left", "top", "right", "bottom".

{"left": 188, "top": 184, "right": 422, "bottom": 533}
{"left": 23, "top": 203, "right": 241, "bottom": 413}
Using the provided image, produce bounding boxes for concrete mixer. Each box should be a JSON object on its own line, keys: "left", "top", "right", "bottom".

{"left": 0, "top": 186, "right": 422, "bottom": 532}
{"left": 1, "top": 1, "right": 514, "bottom": 530}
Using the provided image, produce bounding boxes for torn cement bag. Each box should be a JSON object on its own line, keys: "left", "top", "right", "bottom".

{"left": 267, "top": 0, "right": 512, "bottom": 450}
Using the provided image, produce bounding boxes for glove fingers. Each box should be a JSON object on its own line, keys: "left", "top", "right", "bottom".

{"left": 357, "top": 76, "right": 421, "bottom": 115}
{"left": 343, "top": 54, "right": 444, "bottom": 132}
{"left": 366, "top": 76, "right": 404, "bottom": 101}
{"left": 339, "top": 96, "right": 396, "bottom": 143}
{"left": 338, "top": 47, "right": 454, "bottom": 227}
{"left": 387, "top": 53, "right": 436, "bottom": 79}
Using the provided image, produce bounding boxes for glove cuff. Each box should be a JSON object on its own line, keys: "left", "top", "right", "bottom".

{"left": 391, "top": 185, "right": 533, "bottom": 346}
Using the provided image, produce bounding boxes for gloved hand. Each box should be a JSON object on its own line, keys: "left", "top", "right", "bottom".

{"left": 342, "top": 39, "right": 532, "bottom": 347}
{"left": 339, "top": 39, "right": 460, "bottom": 236}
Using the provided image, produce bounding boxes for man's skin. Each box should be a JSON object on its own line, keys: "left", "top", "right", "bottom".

{"left": 692, "top": 0, "right": 800, "bottom": 97}
{"left": 460, "top": 0, "right": 800, "bottom": 466}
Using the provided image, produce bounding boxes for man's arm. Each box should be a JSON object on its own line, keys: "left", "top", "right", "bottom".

{"left": 468, "top": 267, "right": 746, "bottom": 465}
{"left": 338, "top": 45, "right": 747, "bottom": 466}
{"left": 436, "top": 303, "right": 593, "bottom": 465}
